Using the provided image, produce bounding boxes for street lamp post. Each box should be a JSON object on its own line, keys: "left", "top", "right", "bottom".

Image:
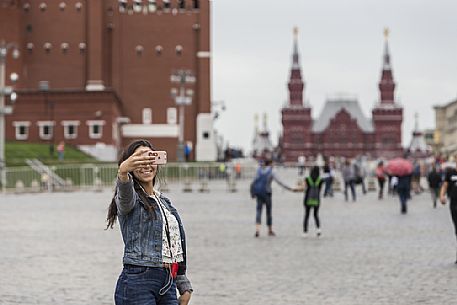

{"left": 0, "top": 40, "right": 19, "bottom": 192}
{"left": 171, "top": 69, "right": 195, "bottom": 162}
{"left": 38, "top": 81, "right": 53, "bottom": 157}
{"left": 49, "top": 100, "right": 54, "bottom": 157}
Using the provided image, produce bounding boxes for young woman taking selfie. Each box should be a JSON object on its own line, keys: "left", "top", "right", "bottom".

{"left": 106, "top": 140, "right": 192, "bottom": 305}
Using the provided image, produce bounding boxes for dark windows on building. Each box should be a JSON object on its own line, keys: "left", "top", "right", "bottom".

{"left": 13, "top": 121, "right": 30, "bottom": 140}
{"left": 38, "top": 121, "right": 55, "bottom": 140}
{"left": 87, "top": 120, "right": 105, "bottom": 139}
{"left": 62, "top": 120, "right": 80, "bottom": 139}
{"left": 193, "top": 0, "right": 199, "bottom": 9}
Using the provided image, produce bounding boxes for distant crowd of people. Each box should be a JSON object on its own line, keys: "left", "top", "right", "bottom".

{"left": 250, "top": 154, "right": 457, "bottom": 264}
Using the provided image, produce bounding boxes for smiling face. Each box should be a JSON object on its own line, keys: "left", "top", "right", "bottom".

{"left": 132, "top": 146, "right": 158, "bottom": 185}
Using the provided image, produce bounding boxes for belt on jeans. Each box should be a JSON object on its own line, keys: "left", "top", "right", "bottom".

{"left": 124, "top": 263, "right": 172, "bottom": 269}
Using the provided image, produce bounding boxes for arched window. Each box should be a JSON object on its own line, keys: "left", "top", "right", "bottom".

{"left": 163, "top": 0, "right": 171, "bottom": 9}
{"left": 178, "top": 0, "right": 185, "bottom": 9}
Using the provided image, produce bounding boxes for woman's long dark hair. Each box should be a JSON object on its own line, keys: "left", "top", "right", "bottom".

{"left": 106, "top": 139, "right": 163, "bottom": 229}
{"left": 310, "top": 166, "right": 320, "bottom": 181}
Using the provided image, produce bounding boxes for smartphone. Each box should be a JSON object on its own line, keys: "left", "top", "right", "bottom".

{"left": 147, "top": 151, "right": 167, "bottom": 165}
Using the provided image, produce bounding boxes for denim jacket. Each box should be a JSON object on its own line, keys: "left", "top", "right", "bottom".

{"left": 115, "top": 176, "right": 192, "bottom": 294}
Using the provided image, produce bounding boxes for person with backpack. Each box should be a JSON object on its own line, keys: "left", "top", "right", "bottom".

{"left": 294, "top": 166, "right": 324, "bottom": 238}
{"left": 250, "top": 159, "right": 293, "bottom": 237}
{"left": 440, "top": 162, "right": 457, "bottom": 264}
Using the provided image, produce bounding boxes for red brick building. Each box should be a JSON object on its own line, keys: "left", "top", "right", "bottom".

{"left": 1, "top": 0, "right": 215, "bottom": 161}
{"left": 281, "top": 29, "right": 403, "bottom": 162}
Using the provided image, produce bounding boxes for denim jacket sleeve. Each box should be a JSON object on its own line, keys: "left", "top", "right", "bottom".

{"left": 115, "top": 174, "right": 137, "bottom": 215}
{"left": 161, "top": 195, "right": 193, "bottom": 294}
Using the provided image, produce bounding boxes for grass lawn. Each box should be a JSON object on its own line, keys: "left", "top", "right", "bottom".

{"left": 5, "top": 142, "right": 98, "bottom": 166}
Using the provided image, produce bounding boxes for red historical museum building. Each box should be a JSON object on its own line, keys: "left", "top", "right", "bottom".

{"left": 281, "top": 29, "right": 403, "bottom": 162}
{"left": 0, "top": 0, "right": 214, "bottom": 161}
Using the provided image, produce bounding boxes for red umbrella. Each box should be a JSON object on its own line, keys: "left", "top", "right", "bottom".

{"left": 385, "top": 158, "right": 413, "bottom": 177}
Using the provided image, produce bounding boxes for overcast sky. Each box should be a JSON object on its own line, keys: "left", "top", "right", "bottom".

{"left": 211, "top": 0, "right": 457, "bottom": 153}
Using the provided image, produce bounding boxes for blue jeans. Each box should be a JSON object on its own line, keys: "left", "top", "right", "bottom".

{"left": 256, "top": 193, "right": 272, "bottom": 226}
{"left": 344, "top": 180, "right": 356, "bottom": 201}
{"left": 115, "top": 265, "right": 177, "bottom": 305}
{"left": 323, "top": 177, "right": 333, "bottom": 197}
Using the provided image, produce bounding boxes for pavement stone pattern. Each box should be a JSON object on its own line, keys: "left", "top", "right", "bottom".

{"left": 1, "top": 168, "right": 457, "bottom": 305}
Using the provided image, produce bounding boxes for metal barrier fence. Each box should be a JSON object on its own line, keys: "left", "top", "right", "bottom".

{"left": 5, "top": 162, "right": 418, "bottom": 194}
{"left": 4, "top": 162, "right": 259, "bottom": 193}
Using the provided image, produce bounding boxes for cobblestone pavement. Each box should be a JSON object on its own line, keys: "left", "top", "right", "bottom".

{"left": 1, "top": 169, "right": 457, "bottom": 305}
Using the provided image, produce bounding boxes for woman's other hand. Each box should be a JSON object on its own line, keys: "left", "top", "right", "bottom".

{"left": 179, "top": 291, "right": 191, "bottom": 305}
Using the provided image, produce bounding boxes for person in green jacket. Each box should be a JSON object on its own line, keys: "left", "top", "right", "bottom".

{"left": 295, "top": 166, "right": 324, "bottom": 238}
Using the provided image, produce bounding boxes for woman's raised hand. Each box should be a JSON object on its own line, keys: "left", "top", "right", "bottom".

{"left": 118, "top": 148, "right": 154, "bottom": 179}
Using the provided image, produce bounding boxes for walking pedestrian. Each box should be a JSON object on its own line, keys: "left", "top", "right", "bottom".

{"left": 353, "top": 160, "right": 367, "bottom": 194}
{"left": 106, "top": 139, "right": 192, "bottom": 305}
{"left": 342, "top": 160, "right": 356, "bottom": 202}
{"left": 397, "top": 175, "right": 412, "bottom": 214}
{"left": 294, "top": 166, "right": 324, "bottom": 238}
{"left": 387, "top": 174, "right": 393, "bottom": 195}
{"left": 376, "top": 161, "right": 386, "bottom": 199}
{"left": 234, "top": 162, "right": 242, "bottom": 179}
{"left": 57, "top": 141, "right": 65, "bottom": 161}
{"left": 322, "top": 163, "right": 334, "bottom": 197}
{"left": 411, "top": 160, "right": 423, "bottom": 194}
{"left": 184, "top": 143, "right": 191, "bottom": 162}
{"left": 440, "top": 163, "right": 457, "bottom": 264}
{"left": 298, "top": 155, "right": 306, "bottom": 176}
{"left": 427, "top": 165, "right": 442, "bottom": 208}
{"left": 250, "top": 159, "right": 293, "bottom": 237}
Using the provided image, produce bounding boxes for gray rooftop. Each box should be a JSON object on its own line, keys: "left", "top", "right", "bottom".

{"left": 313, "top": 99, "right": 374, "bottom": 133}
